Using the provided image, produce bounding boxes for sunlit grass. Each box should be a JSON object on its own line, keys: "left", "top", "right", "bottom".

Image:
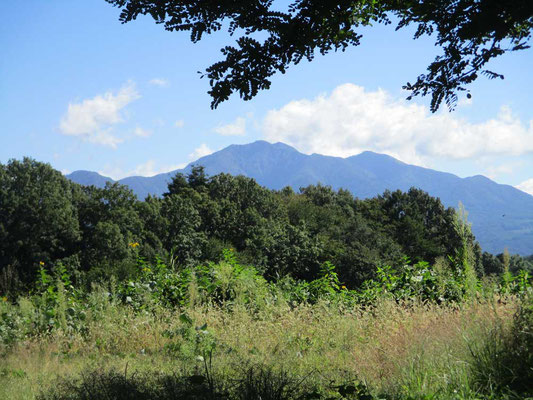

{"left": 0, "top": 294, "right": 518, "bottom": 400}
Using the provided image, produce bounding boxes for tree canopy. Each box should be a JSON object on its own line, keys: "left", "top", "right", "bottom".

{"left": 4, "top": 158, "right": 532, "bottom": 296}
{"left": 105, "top": 0, "right": 532, "bottom": 111}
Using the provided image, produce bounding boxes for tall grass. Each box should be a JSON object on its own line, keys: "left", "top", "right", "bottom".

{"left": 0, "top": 294, "right": 522, "bottom": 399}
{"left": 1, "top": 255, "right": 531, "bottom": 399}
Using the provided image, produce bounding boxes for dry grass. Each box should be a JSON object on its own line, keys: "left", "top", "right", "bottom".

{"left": 0, "top": 297, "right": 518, "bottom": 399}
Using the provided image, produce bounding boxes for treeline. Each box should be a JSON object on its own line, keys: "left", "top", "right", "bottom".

{"left": 0, "top": 158, "right": 531, "bottom": 294}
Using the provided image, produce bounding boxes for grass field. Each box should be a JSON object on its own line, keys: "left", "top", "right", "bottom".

{"left": 1, "top": 292, "right": 526, "bottom": 400}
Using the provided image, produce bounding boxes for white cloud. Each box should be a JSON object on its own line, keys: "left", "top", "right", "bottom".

{"left": 130, "top": 160, "right": 185, "bottom": 176}
{"left": 133, "top": 126, "right": 152, "bottom": 138}
{"left": 102, "top": 144, "right": 215, "bottom": 179}
{"left": 484, "top": 161, "right": 523, "bottom": 180}
{"left": 132, "top": 160, "right": 157, "bottom": 176}
{"left": 175, "top": 119, "right": 185, "bottom": 128}
{"left": 59, "top": 82, "right": 140, "bottom": 148}
{"left": 214, "top": 117, "right": 246, "bottom": 136}
{"left": 100, "top": 160, "right": 187, "bottom": 180}
{"left": 98, "top": 143, "right": 215, "bottom": 180}
{"left": 149, "top": 78, "right": 169, "bottom": 87}
{"left": 97, "top": 166, "right": 125, "bottom": 180}
{"left": 118, "top": 144, "right": 216, "bottom": 179}
{"left": 262, "top": 84, "right": 533, "bottom": 166}
{"left": 88, "top": 131, "right": 124, "bottom": 148}
{"left": 517, "top": 179, "right": 533, "bottom": 196}
{"left": 189, "top": 143, "right": 213, "bottom": 160}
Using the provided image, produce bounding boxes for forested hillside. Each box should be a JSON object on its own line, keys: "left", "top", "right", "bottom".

{"left": 2, "top": 158, "right": 531, "bottom": 294}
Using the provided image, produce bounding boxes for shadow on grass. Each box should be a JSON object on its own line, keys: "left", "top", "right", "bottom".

{"left": 37, "top": 365, "right": 357, "bottom": 400}
{"left": 38, "top": 369, "right": 222, "bottom": 400}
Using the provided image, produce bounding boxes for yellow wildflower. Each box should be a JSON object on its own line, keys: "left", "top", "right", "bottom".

{"left": 341, "top": 285, "right": 346, "bottom": 290}
{"left": 129, "top": 242, "right": 140, "bottom": 248}
{"left": 39, "top": 261, "right": 44, "bottom": 266}
{"left": 1, "top": 296, "right": 7, "bottom": 302}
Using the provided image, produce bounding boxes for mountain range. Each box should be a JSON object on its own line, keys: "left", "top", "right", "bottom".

{"left": 67, "top": 141, "right": 533, "bottom": 255}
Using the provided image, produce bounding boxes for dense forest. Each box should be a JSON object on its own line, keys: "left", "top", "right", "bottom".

{"left": 1, "top": 157, "right": 531, "bottom": 295}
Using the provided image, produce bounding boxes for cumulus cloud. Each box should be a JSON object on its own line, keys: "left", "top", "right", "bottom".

{"left": 262, "top": 84, "right": 533, "bottom": 166}
{"left": 88, "top": 131, "right": 124, "bottom": 148}
{"left": 133, "top": 126, "right": 152, "bottom": 138}
{"left": 517, "top": 179, "right": 533, "bottom": 196}
{"left": 59, "top": 82, "right": 140, "bottom": 148}
{"left": 214, "top": 117, "right": 246, "bottom": 136}
{"left": 189, "top": 143, "right": 213, "bottom": 160}
{"left": 149, "top": 78, "right": 169, "bottom": 87}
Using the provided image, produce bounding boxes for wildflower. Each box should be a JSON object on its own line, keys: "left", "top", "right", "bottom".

{"left": 129, "top": 242, "right": 140, "bottom": 248}
{"left": 1, "top": 296, "right": 7, "bottom": 302}
{"left": 39, "top": 261, "right": 44, "bottom": 266}
{"left": 341, "top": 285, "right": 346, "bottom": 290}
{"left": 142, "top": 267, "right": 151, "bottom": 273}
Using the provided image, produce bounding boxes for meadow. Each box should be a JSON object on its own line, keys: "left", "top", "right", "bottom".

{"left": 1, "top": 254, "right": 531, "bottom": 400}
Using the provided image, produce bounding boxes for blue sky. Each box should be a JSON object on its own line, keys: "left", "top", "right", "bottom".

{"left": 1, "top": 1, "right": 532, "bottom": 194}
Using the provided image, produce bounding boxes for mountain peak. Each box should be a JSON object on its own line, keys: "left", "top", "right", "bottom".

{"left": 226, "top": 140, "right": 299, "bottom": 153}
{"left": 352, "top": 150, "right": 403, "bottom": 163}
{"left": 67, "top": 170, "right": 114, "bottom": 186}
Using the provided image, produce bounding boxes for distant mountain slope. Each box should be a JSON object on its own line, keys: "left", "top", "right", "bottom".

{"left": 67, "top": 141, "right": 533, "bottom": 255}
{"left": 66, "top": 170, "right": 114, "bottom": 187}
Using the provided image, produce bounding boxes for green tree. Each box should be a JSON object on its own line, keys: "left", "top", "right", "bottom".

{"left": 187, "top": 165, "right": 208, "bottom": 191}
{"left": 206, "top": 173, "right": 284, "bottom": 250}
{"left": 164, "top": 172, "right": 189, "bottom": 198}
{"left": 333, "top": 213, "right": 404, "bottom": 286}
{"left": 76, "top": 182, "right": 143, "bottom": 279}
{"left": 0, "top": 158, "right": 80, "bottom": 290}
{"left": 105, "top": 0, "right": 532, "bottom": 110}
{"left": 481, "top": 251, "right": 533, "bottom": 276}
{"left": 481, "top": 251, "right": 502, "bottom": 275}
{"left": 361, "top": 188, "right": 468, "bottom": 264}
{"left": 135, "top": 195, "right": 167, "bottom": 261}
{"left": 161, "top": 195, "right": 207, "bottom": 266}
{"left": 285, "top": 184, "right": 403, "bottom": 285}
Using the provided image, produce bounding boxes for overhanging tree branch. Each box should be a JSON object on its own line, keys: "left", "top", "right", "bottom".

{"left": 106, "top": 0, "right": 532, "bottom": 111}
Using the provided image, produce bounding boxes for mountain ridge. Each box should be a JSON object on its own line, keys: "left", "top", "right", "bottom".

{"left": 67, "top": 140, "right": 533, "bottom": 255}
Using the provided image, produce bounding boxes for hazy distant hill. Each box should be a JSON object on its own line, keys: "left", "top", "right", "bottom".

{"left": 67, "top": 170, "right": 114, "bottom": 188}
{"left": 67, "top": 141, "right": 533, "bottom": 255}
